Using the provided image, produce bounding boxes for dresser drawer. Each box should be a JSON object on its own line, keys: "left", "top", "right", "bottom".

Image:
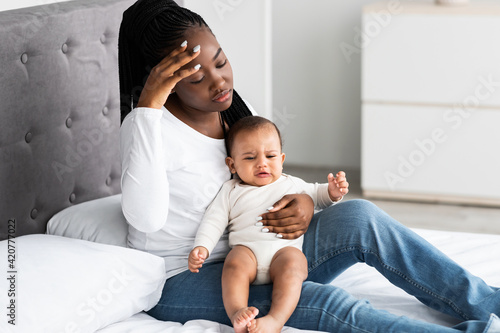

{"left": 362, "top": 2, "right": 500, "bottom": 107}
{"left": 361, "top": 103, "right": 500, "bottom": 205}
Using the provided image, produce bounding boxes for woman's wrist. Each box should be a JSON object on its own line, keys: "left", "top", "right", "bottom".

{"left": 136, "top": 98, "right": 165, "bottom": 110}
{"left": 136, "top": 89, "right": 169, "bottom": 109}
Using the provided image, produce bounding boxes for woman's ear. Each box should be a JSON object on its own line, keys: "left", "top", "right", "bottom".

{"left": 225, "top": 157, "right": 236, "bottom": 174}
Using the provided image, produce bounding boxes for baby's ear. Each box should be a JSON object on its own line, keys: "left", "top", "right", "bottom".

{"left": 225, "top": 156, "right": 236, "bottom": 174}
{"left": 281, "top": 152, "right": 286, "bottom": 165}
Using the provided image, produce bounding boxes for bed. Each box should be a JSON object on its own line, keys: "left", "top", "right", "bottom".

{"left": 0, "top": 0, "right": 499, "bottom": 332}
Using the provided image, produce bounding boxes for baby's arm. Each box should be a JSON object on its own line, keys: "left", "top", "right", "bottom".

{"left": 327, "top": 171, "right": 349, "bottom": 202}
{"left": 189, "top": 180, "right": 234, "bottom": 272}
{"left": 188, "top": 246, "right": 209, "bottom": 273}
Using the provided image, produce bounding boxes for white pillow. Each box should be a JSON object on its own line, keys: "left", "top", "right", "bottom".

{"left": 47, "top": 194, "right": 128, "bottom": 247}
{"left": 0, "top": 234, "right": 166, "bottom": 333}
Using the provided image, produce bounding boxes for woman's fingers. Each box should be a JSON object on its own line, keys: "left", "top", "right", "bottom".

{"left": 169, "top": 63, "right": 201, "bottom": 85}
{"left": 257, "top": 194, "right": 313, "bottom": 239}
{"left": 164, "top": 39, "right": 188, "bottom": 59}
{"left": 260, "top": 217, "right": 305, "bottom": 239}
{"left": 145, "top": 61, "right": 199, "bottom": 94}
{"left": 154, "top": 43, "right": 201, "bottom": 80}
{"left": 155, "top": 39, "right": 193, "bottom": 66}
{"left": 137, "top": 43, "right": 201, "bottom": 109}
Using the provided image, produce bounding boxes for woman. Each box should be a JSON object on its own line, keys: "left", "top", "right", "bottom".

{"left": 118, "top": 0, "right": 500, "bottom": 332}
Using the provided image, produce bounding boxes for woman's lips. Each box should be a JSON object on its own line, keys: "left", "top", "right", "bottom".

{"left": 212, "top": 89, "right": 231, "bottom": 103}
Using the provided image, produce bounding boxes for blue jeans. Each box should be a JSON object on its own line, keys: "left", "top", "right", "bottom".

{"left": 147, "top": 199, "right": 500, "bottom": 332}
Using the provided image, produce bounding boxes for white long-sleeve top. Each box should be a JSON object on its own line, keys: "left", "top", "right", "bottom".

{"left": 120, "top": 106, "right": 247, "bottom": 279}
{"left": 193, "top": 175, "right": 335, "bottom": 257}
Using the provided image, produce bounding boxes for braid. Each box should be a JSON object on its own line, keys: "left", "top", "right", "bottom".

{"left": 119, "top": 0, "right": 206, "bottom": 122}
{"left": 221, "top": 90, "right": 253, "bottom": 129}
{"left": 141, "top": 5, "right": 207, "bottom": 66}
{"left": 118, "top": 0, "right": 253, "bottom": 125}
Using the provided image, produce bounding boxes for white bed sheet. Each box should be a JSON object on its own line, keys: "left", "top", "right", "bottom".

{"left": 97, "top": 228, "right": 500, "bottom": 332}
{"left": 96, "top": 312, "right": 316, "bottom": 333}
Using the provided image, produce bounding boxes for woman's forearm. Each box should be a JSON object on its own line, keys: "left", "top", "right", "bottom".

{"left": 120, "top": 108, "right": 170, "bottom": 233}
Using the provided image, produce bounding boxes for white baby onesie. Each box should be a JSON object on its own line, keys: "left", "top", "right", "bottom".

{"left": 193, "top": 174, "right": 335, "bottom": 284}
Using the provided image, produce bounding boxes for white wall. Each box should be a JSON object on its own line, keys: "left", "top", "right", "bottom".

{"left": 272, "top": 0, "right": 379, "bottom": 170}
{"left": 183, "top": 0, "right": 273, "bottom": 119}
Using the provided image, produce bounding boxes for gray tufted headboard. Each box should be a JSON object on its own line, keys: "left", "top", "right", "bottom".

{"left": 0, "top": 0, "right": 137, "bottom": 241}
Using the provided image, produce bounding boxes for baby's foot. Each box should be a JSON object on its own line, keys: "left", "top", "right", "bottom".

{"left": 248, "top": 315, "right": 283, "bottom": 333}
{"left": 231, "top": 307, "right": 259, "bottom": 333}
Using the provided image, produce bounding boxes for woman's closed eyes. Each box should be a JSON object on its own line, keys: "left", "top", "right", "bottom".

{"left": 189, "top": 58, "right": 228, "bottom": 84}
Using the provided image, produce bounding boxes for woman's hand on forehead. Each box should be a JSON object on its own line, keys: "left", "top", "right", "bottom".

{"left": 137, "top": 41, "right": 202, "bottom": 110}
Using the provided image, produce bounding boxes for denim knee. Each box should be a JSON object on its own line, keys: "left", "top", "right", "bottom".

{"left": 341, "top": 198, "right": 390, "bottom": 219}
{"left": 314, "top": 199, "right": 394, "bottom": 237}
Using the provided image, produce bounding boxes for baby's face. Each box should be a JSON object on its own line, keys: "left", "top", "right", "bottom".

{"left": 226, "top": 125, "right": 285, "bottom": 187}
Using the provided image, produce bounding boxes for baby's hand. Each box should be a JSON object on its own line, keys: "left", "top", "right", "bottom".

{"left": 188, "top": 246, "right": 208, "bottom": 273}
{"left": 327, "top": 171, "right": 349, "bottom": 202}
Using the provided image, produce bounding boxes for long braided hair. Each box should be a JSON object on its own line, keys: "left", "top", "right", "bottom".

{"left": 118, "top": 0, "right": 252, "bottom": 127}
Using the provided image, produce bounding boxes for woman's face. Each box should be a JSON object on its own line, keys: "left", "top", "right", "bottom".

{"left": 173, "top": 26, "right": 234, "bottom": 113}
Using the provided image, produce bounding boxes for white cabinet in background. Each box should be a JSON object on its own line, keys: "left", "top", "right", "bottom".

{"left": 361, "top": 1, "right": 500, "bottom": 206}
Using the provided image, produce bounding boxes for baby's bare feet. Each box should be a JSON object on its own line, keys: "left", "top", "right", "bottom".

{"left": 231, "top": 307, "right": 259, "bottom": 333}
{"left": 248, "top": 315, "right": 283, "bottom": 333}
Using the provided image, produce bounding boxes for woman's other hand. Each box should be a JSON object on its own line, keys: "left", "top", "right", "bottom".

{"left": 137, "top": 41, "right": 201, "bottom": 110}
{"left": 257, "top": 194, "right": 314, "bottom": 240}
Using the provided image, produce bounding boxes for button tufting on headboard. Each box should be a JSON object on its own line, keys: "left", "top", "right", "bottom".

{"left": 25, "top": 132, "right": 33, "bottom": 143}
{"left": 0, "top": 0, "right": 135, "bottom": 241}
{"left": 30, "top": 209, "right": 38, "bottom": 220}
{"left": 20, "top": 53, "right": 28, "bottom": 64}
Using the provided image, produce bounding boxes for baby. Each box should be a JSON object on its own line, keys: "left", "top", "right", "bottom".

{"left": 188, "top": 116, "right": 349, "bottom": 333}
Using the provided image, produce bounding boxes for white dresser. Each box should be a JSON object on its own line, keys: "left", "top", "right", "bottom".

{"left": 361, "top": 1, "right": 500, "bottom": 206}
